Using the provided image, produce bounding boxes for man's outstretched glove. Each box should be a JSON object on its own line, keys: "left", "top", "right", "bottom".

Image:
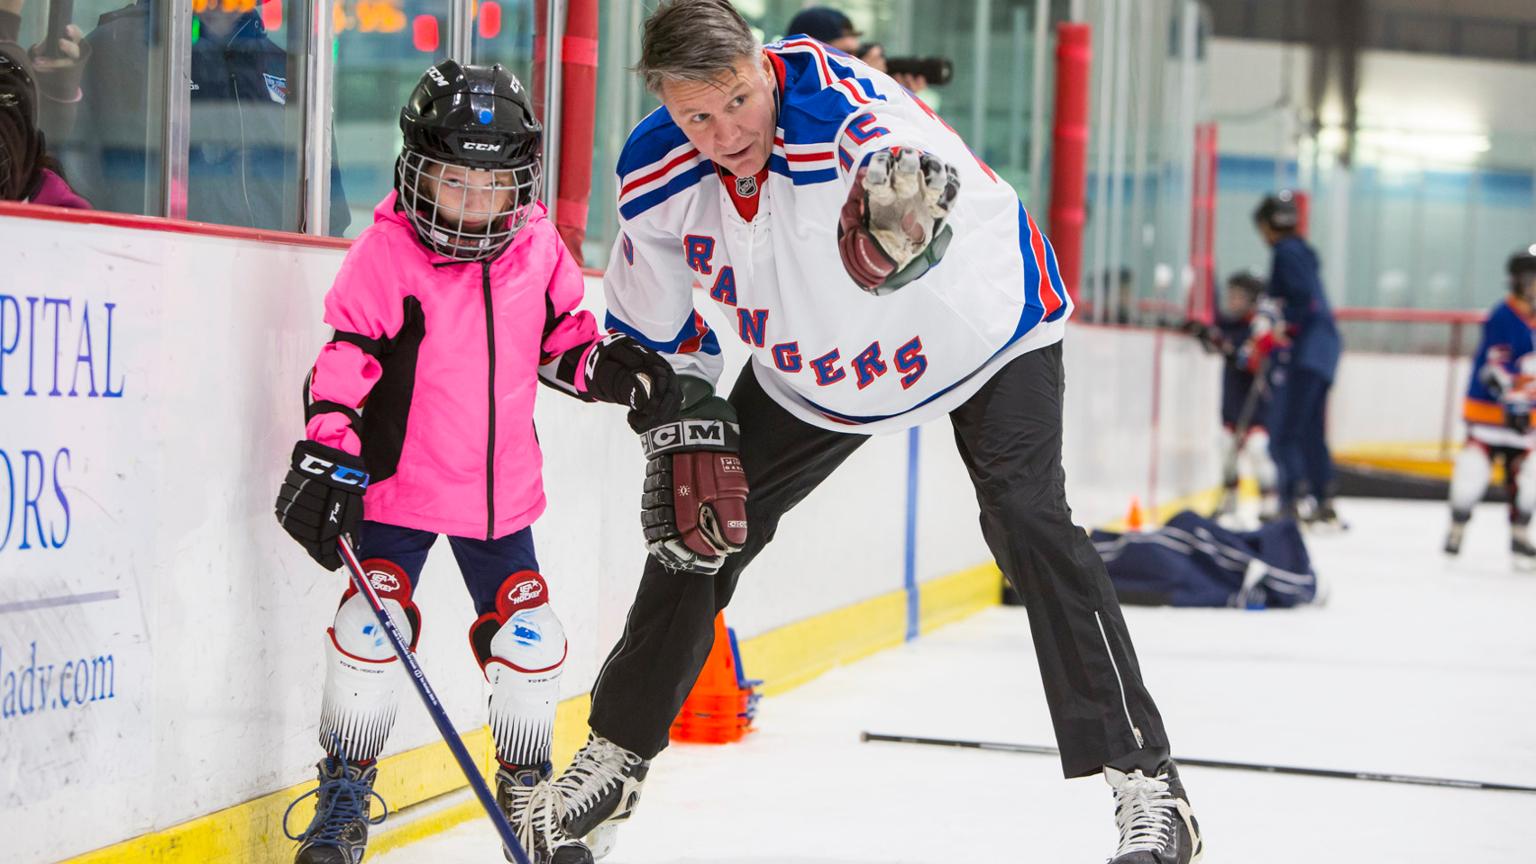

{"left": 581, "top": 333, "right": 683, "bottom": 432}
{"left": 837, "top": 147, "right": 960, "bottom": 296}
{"left": 275, "top": 440, "right": 369, "bottom": 570}
{"left": 639, "top": 379, "right": 749, "bottom": 575}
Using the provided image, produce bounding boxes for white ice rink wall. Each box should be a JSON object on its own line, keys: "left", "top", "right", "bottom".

{"left": 0, "top": 210, "right": 1222, "bottom": 862}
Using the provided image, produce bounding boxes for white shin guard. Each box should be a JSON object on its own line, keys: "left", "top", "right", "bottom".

{"left": 1515, "top": 449, "right": 1536, "bottom": 521}
{"left": 1449, "top": 445, "right": 1493, "bottom": 518}
{"left": 318, "top": 559, "right": 419, "bottom": 763}
{"left": 1243, "top": 428, "right": 1278, "bottom": 494}
{"left": 471, "top": 571, "right": 567, "bottom": 769}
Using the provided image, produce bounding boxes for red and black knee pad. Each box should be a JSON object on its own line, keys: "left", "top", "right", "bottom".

{"left": 331, "top": 558, "right": 423, "bottom": 655}
{"left": 468, "top": 571, "right": 565, "bottom": 674}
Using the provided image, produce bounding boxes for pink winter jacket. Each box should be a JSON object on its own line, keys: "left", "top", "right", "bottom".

{"left": 305, "top": 193, "right": 600, "bottom": 540}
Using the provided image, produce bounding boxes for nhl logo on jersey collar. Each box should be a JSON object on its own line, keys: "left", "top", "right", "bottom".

{"left": 735, "top": 175, "right": 759, "bottom": 197}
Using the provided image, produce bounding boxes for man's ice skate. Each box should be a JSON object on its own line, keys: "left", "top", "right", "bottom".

{"left": 552, "top": 734, "right": 650, "bottom": 859}
{"left": 1106, "top": 761, "right": 1204, "bottom": 864}
{"left": 283, "top": 757, "right": 387, "bottom": 864}
{"left": 495, "top": 765, "right": 592, "bottom": 864}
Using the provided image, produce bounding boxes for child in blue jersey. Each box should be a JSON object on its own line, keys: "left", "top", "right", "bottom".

{"left": 1444, "top": 246, "right": 1536, "bottom": 566}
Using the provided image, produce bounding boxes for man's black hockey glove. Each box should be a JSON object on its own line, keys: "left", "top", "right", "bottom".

{"left": 639, "top": 378, "right": 749, "bottom": 575}
{"left": 275, "top": 440, "right": 369, "bottom": 570}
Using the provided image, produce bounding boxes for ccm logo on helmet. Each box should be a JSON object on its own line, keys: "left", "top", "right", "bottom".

{"left": 427, "top": 66, "right": 449, "bottom": 88}
{"left": 507, "top": 579, "right": 544, "bottom": 606}
{"left": 463, "top": 141, "right": 504, "bottom": 153}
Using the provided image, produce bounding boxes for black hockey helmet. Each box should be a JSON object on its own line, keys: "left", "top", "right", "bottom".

{"left": 1253, "top": 190, "right": 1300, "bottom": 233}
{"left": 0, "top": 42, "right": 41, "bottom": 201}
{"left": 396, "top": 61, "right": 543, "bottom": 261}
{"left": 1509, "top": 245, "right": 1536, "bottom": 299}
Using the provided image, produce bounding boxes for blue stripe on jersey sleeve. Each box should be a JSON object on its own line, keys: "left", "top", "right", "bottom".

{"left": 605, "top": 311, "right": 723, "bottom": 357}
{"left": 771, "top": 43, "right": 885, "bottom": 147}
{"left": 1040, "top": 221, "right": 1070, "bottom": 323}
{"left": 616, "top": 108, "right": 691, "bottom": 179}
{"left": 767, "top": 154, "right": 839, "bottom": 186}
{"left": 618, "top": 162, "right": 715, "bottom": 220}
{"left": 1015, "top": 203, "right": 1048, "bottom": 340}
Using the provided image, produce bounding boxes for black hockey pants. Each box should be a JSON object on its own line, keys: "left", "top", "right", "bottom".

{"left": 588, "top": 341, "right": 1169, "bottom": 778}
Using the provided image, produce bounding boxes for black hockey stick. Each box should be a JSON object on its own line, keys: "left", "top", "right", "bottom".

{"left": 338, "top": 536, "right": 535, "bottom": 864}
{"left": 860, "top": 732, "right": 1536, "bottom": 795}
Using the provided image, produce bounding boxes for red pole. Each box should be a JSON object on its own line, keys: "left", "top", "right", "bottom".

{"left": 556, "top": 0, "right": 598, "bottom": 263}
{"left": 1048, "top": 23, "right": 1092, "bottom": 304}
{"left": 1292, "top": 189, "right": 1311, "bottom": 238}
{"left": 1188, "top": 123, "right": 1218, "bottom": 324}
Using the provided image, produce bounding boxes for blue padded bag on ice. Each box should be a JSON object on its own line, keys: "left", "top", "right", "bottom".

{"left": 1090, "top": 510, "right": 1318, "bottom": 609}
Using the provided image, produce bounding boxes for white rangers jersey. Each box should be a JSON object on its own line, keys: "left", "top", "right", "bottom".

{"left": 603, "top": 38, "right": 1072, "bottom": 434}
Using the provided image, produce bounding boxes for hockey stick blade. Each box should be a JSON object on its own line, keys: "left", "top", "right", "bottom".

{"left": 338, "top": 536, "right": 535, "bottom": 864}
{"left": 861, "top": 732, "right": 1536, "bottom": 795}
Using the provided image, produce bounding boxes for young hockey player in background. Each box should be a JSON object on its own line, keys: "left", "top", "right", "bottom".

{"left": 271, "top": 61, "right": 679, "bottom": 864}
{"left": 1253, "top": 191, "right": 1343, "bottom": 529}
{"left": 1187, "top": 271, "right": 1279, "bottom": 523}
{"left": 1443, "top": 246, "right": 1536, "bottom": 567}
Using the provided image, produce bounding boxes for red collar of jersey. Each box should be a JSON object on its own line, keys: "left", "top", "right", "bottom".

{"left": 718, "top": 164, "right": 769, "bottom": 221}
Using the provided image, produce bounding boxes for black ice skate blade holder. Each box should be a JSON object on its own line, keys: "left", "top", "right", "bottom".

{"left": 339, "top": 536, "right": 537, "bottom": 864}
{"left": 861, "top": 732, "right": 1536, "bottom": 795}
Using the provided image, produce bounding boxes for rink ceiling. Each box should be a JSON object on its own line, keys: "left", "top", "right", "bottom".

{"left": 1, "top": 208, "right": 1415, "bottom": 862}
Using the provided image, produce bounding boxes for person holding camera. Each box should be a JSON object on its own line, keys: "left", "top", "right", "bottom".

{"left": 786, "top": 5, "right": 946, "bottom": 93}
{"left": 1442, "top": 246, "right": 1536, "bottom": 567}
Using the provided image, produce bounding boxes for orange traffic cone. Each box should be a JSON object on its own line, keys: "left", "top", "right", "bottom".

{"left": 669, "top": 612, "right": 759, "bottom": 744}
{"left": 1125, "top": 496, "right": 1145, "bottom": 532}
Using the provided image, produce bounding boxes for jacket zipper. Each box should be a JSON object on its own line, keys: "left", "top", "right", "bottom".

{"left": 482, "top": 261, "right": 497, "bottom": 540}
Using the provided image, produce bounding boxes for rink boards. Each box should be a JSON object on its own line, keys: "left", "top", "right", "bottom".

{"left": 1, "top": 207, "right": 1231, "bottom": 862}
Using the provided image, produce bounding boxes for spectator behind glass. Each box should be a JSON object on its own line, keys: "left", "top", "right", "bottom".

{"left": 783, "top": 7, "right": 929, "bottom": 94}
{"left": 0, "top": 39, "right": 88, "bottom": 206}
{"left": 0, "top": 0, "right": 90, "bottom": 140}
{"left": 67, "top": 0, "right": 348, "bottom": 233}
{"left": 785, "top": 6, "right": 860, "bottom": 52}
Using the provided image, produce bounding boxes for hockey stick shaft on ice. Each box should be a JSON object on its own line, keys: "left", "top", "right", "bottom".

{"left": 861, "top": 732, "right": 1536, "bottom": 795}
{"left": 338, "top": 536, "right": 534, "bottom": 864}
{"left": 1220, "top": 353, "right": 1271, "bottom": 497}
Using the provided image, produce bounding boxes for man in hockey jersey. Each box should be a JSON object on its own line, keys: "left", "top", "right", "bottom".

{"left": 542, "top": 3, "right": 1204, "bottom": 862}
{"left": 1253, "top": 191, "right": 1342, "bottom": 528}
{"left": 1188, "top": 271, "right": 1279, "bottom": 522}
{"left": 1443, "top": 246, "right": 1536, "bottom": 565}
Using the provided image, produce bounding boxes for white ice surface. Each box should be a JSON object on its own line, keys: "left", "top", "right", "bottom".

{"left": 376, "top": 499, "right": 1535, "bottom": 863}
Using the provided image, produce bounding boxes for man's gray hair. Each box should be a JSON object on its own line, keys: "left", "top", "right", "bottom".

{"left": 637, "top": 0, "right": 763, "bottom": 95}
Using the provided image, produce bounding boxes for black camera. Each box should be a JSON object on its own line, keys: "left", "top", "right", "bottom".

{"left": 884, "top": 56, "right": 954, "bottom": 87}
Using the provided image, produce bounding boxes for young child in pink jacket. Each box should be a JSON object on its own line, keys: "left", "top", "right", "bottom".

{"left": 273, "top": 61, "right": 679, "bottom": 864}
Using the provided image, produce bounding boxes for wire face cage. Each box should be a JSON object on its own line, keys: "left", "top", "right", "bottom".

{"left": 396, "top": 150, "right": 543, "bottom": 261}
